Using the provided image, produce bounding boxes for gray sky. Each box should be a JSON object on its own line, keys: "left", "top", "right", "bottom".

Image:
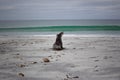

{"left": 0, "top": 0, "right": 120, "bottom": 20}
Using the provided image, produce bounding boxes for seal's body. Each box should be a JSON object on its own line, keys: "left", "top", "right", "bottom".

{"left": 53, "top": 32, "right": 64, "bottom": 50}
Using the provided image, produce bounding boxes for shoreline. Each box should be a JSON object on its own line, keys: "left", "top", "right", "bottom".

{"left": 0, "top": 30, "right": 120, "bottom": 37}
{"left": 1, "top": 34, "right": 120, "bottom": 38}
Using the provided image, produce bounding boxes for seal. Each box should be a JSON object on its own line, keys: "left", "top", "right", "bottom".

{"left": 53, "top": 32, "right": 64, "bottom": 50}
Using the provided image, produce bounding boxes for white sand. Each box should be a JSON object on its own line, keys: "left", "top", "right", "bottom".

{"left": 0, "top": 35, "right": 120, "bottom": 80}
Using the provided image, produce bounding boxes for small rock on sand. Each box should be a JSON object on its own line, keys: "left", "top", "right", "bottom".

{"left": 32, "top": 62, "right": 37, "bottom": 64}
{"left": 72, "top": 76, "right": 79, "bottom": 78}
{"left": 18, "top": 73, "right": 24, "bottom": 77}
{"left": 65, "top": 74, "right": 79, "bottom": 79}
{"left": 16, "top": 53, "right": 20, "bottom": 55}
{"left": 43, "top": 58, "right": 50, "bottom": 62}
{"left": 19, "top": 64, "right": 25, "bottom": 67}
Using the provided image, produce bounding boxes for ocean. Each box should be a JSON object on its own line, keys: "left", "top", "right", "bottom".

{"left": 0, "top": 20, "right": 120, "bottom": 36}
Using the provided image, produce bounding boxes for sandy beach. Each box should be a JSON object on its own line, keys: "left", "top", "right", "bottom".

{"left": 0, "top": 35, "right": 120, "bottom": 80}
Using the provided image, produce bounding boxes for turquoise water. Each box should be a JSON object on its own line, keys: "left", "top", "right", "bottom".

{"left": 0, "top": 20, "right": 120, "bottom": 35}
{"left": 0, "top": 26, "right": 120, "bottom": 32}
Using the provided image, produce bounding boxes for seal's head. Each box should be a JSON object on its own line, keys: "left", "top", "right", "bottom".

{"left": 60, "top": 32, "right": 64, "bottom": 35}
{"left": 57, "top": 32, "right": 64, "bottom": 38}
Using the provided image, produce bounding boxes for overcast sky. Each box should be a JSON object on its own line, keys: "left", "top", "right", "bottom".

{"left": 0, "top": 0, "right": 120, "bottom": 20}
